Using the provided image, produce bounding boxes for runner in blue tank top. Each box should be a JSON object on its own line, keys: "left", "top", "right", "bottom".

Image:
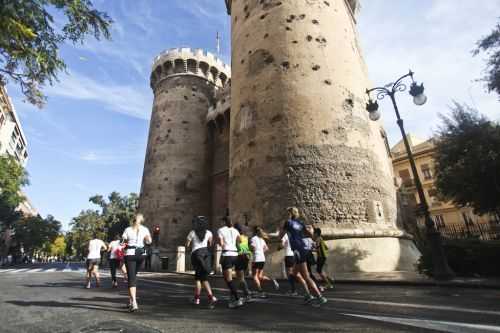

{"left": 280, "top": 207, "right": 327, "bottom": 306}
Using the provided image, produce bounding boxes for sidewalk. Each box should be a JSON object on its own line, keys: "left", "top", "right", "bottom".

{"left": 168, "top": 270, "right": 500, "bottom": 290}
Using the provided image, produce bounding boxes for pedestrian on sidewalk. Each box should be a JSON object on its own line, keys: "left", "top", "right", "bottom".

{"left": 314, "top": 228, "right": 334, "bottom": 289}
{"left": 122, "top": 213, "right": 152, "bottom": 312}
{"left": 85, "top": 233, "right": 107, "bottom": 289}
{"left": 279, "top": 207, "right": 327, "bottom": 306}
{"left": 186, "top": 216, "right": 218, "bottom": 309}
{"left": 217, "top": 216, "right": 244, "bottom": 309}
{"left": 108, "top": 234, "right": 127, "bottom": 288}
{"left": 250, "top": 226, "right": 279, "bottom": 298}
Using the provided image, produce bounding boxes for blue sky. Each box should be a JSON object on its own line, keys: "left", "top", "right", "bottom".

{"left": 7, "top": 0, "right": 499, "bottom": 230}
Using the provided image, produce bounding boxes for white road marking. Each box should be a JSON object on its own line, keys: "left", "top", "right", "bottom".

{"left": 342, "top": 313, "right": 500, "bottom": 333}
{"left": 139, "top": 278, "right": 500, "bottom": 317}
{"left": 329, "top": 297, "right": 500, "bottom": 317}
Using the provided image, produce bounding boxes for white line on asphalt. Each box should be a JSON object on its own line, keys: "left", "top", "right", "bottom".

{"left": 329, "top": 297, "right": 500, "bottom": 317}
{"left": 139, "top": 278, "right": 500, "bottom": 317}
{"left": 342, "top": 313, "right": 500, "bottom": 333}
{"left": 0, "top": 269, "right": 17, "bottom": 273}
{"left": 27, "top": 268, "right": 43, "bottom": 273}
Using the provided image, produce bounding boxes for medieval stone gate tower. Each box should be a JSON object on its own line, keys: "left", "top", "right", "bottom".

{"left": 139, "top": 48, "right": 230, "bottom": 256}
{"left": 140, "top": 0, "right": 420, "bottom": 272}
{"left": 225, "top": 0, "right": 418, "bottom": 272}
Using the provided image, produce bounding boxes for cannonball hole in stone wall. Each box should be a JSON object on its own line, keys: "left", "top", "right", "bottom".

{"left": 307, "top": 35, "right": 313, "bottom": 42}
{"left": 324, "top": 79, "right": 332, "bottom": 85}
{"left": 312, "top": 65, "right": 320, "bottom": 71}
{"left": 324, "top": 1, "right": 330, "bottom": 6}
{"left": 264, "top": 33, "right": 269, "bottom": 39}
{"left": 312, "top": 19, "right": 319, "bottom": 25}
{"left": 281, "top": 61, "right": 290, "bottom": 70}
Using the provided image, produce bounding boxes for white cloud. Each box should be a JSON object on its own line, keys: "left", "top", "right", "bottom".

{"left": 45, "top": 71, "right": 152, "bottom": 120}
{"left": 358, "top": 0, "right": 500, "bottom": 145}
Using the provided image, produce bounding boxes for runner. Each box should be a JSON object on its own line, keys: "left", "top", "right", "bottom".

{"left": 303, "top": 230, "right": 322, "bottom": 291}
{"left": 250, "top": 226, "right": 279, "bottom": 298}
{"left": 108, "top": 234, "right": 127, "bottom": 288}
{"left": 234, "top": 223, "right": 253, "bottom": 302}
{"left": 85, "top": 233, "right": 107, "bottom": 289}
{"left": 217, "top": 216, "right": 244, "bottom": 309}
{"left": 122, "top": 213, "right": 152, "bottom": 312}
{"left": 186, "top": 216, "right": 218, "bottom": 309}
{"left": 279, "top": 233, "right": 299, "bottom": 296}
{"left": 314, "top": 227, "right": 334, "bottom": 289}
{"left": 279, "top": 207, "right": 327, "bottom": 306}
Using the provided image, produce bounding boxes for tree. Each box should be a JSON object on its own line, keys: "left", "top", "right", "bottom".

{"left": 0, "top": 0, "right": 112, "bottom": 107}
{"left": 0, "top": 155, "right": 29, "bottom": 229}
{"left": 13, "top": 214, "right": 61, "bottom": 255}
{"left": 474, "top": 19, "right": 500, "bottom": 99}
{"left": 48, "top": 234, "right": 66, "bottom": 257}
{"left": 434, "top": 102, "right": 500, "bottom": 217}
{"left": 89, "top": 191, "right": 138, "bottom": 240}
{"left": 69, "top": 209, "right": 104, "bottom": 258}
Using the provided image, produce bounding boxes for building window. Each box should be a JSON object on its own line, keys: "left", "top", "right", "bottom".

{"left": 433, "top": 215, "right": 445, "bottom": 228}
{"left": 421, "top": 164, "right": 432, "bottom": 180}
{"left": 398, "top": 169, "right": 413, "bottom": 187}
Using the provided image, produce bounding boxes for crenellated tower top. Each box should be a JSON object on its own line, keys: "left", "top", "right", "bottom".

{"left": 150, "top": 47, "right": 231, "bottom": 90}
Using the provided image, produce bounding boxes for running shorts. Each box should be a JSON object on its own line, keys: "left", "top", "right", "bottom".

{"left": 86, "top": 258, "right": 99, "bottom": 269}
{"left": 235, "top": 254, "right": 250, "bottom": 271}
{"left": 252, "top": 262, "right": 265, "bottom": 270}
{"left": 284, "top": 256, "right": 295, "bottom": 268}
{"left": 293, "top": 249, "right": 309, "bottom": 264}
{"left": 220, "top": 256, "right": 238, "bottom": 270}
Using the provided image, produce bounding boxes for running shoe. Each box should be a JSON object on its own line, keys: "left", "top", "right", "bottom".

{"left": 129, "top": 301, "right": 139, "bottom": 312}
{"left": 192, "top": 298, "right": 200, "bottom": 305}
{"left": 319, "top": 285, "right": 325, "bottom": 292}
{"left": 257, "top": 291, "right": 268, "bottom": 299}
{"left": 228, "top": 298, "right": 244, "bottom": 309}
{"left": 312, "top": 296, "right": 328, "bottom": 308}
{"left": 272, "top": 279, "right": 280, "bottom": 291}
{"left": 208, "top": 296, "right": 218, "bottom": 309}
{"left": 85, "top": 284, "right": 91, "bottom": 289}
{"left": 303, "top": 294, "right": 316, "bottom": 305}
{"left": 244, "top": 295, "right": 255, "bottom": 303}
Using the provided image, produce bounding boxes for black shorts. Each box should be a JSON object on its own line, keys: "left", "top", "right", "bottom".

{"left": 293, "top": 249, "right": 309, "bottom": 264}
{"left": 86, "top": 259, "right": 99, "bottom": 269}
{"left": 316, "top": 257, "right": 326, "bottom": 274}
{"left": 235, "top": 254, "right": 250, "bottom": 271}
{"left": 220, "top": 256, "right": 238, "bottom": 270}
{"left": 252, "top": 262, "right": 265, "bottom": 270}
{"left": 285, "top": 256, "right": 295, "bottom": 268}
{"left": 191, "top": 253, "right": 210, "bottom": 281}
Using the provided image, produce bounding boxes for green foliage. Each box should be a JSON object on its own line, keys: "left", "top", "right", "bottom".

{"left": 68, "top": 192, "right": 138, "bottom": 257}
{"left": 68, "top": 209, "right": 104, "bottom": 258}
{"left": 0, "top": 155, "right": 29, "bottom": 228}
{"left": 419, "top": 240, "right": 500, "bottom": 277}
{"left": 0, "top": 0, "right": 112, "bottom": 107}
{"left": 48, "top": 234, "right": 66, "bottom": 257}
{"left": 434, "top": 103, "right": 500, "bottom": 216}
{"left": 474, "top": 19, "right": 500, "bottom": 99}
{"left": 13, "top": 214, "right": 61, "bottom": 255}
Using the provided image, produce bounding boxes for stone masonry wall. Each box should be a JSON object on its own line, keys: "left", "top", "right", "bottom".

{"left": 228, "top": 0, "right": 402, "bottom": 237}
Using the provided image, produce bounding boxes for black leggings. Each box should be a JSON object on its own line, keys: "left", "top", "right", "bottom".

{"left": 125, "top": 255, "right": 144, "bottom": 287}
{"left": 109, "top": 259, "right": 120, "bottom": 283}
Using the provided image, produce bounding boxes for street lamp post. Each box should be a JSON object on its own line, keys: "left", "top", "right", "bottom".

{"left": 366, "top": 70, "right": 454, "bottom": 280}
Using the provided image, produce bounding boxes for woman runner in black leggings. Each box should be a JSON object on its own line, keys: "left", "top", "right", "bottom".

{"left": 122, "top": 213, "right": 152, "bottom": 312}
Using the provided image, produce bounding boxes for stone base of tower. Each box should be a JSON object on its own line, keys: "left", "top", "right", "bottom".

{"left": 264, "top": 237, "right": 421, "bottom": 278}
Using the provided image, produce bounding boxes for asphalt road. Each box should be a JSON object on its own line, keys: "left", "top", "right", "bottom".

{"left": 1, "top": 263, "right": 500, "bottom": 332}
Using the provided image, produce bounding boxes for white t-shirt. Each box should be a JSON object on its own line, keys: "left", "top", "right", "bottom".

{"left": 108, "top": 240, "right": 122, "bottom": 259}
{"left": 187, "top": 230, "right": 213, "bottom": 253}
{"left": 281, "top": 234, "right": 294, "bottom": 257}
{"left": 217, "top": 226, "right": 240, "bottom": 257}
{"left": 122, "top": 225, "right": 151, "bottom": 256}
{"left": 251, "top": 235, "right": 267, "bottom": 263}
{"left": 87, "top": 239, "right": 106, "bottom": 259}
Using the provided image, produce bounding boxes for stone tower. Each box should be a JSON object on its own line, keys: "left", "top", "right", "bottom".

{"left": 225, "top": 0, "right": 419, "bottom": 271}
{"left": 139, "top": 48, "right": 230, "bottom": 255}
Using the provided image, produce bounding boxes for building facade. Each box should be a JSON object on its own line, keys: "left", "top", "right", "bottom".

{"left": 0, "top": 84, "right": 28, "bottom": 166}
{"left": 139, "top": 0, "right": 421, "bottom": 273}
{"left": 391, "top": 135, "right": 495, "bottom": 230}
